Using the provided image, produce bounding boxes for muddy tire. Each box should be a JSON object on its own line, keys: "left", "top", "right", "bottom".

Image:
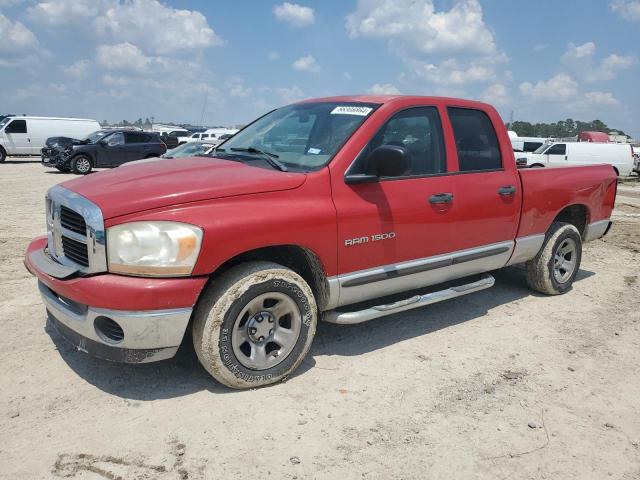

{"left": 71, "top": 155, "right": 93, "bottom": 175}
{"left": 192, "top": 261, "right": 317, "bottom": 389}
{"left": 525, "top": 222, "right": 582, "bottom": 295}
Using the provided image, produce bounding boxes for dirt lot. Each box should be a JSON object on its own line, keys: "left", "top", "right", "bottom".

{"left": 1, "top": 159, "right": 639, "bottom": 479}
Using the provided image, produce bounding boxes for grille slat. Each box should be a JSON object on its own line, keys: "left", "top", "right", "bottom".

{"left": 60, "top": 206, "right": 87, "bottom": 235}
{"left": 61, "top": 236, "right": 89, "bottom": 267}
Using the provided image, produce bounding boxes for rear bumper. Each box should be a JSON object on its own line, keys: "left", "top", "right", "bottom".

{"left": 25, "top": 236, "right": 207, "bottom": 363}
{"left": 584, "top": 219, "right": 613, "bottom": 242}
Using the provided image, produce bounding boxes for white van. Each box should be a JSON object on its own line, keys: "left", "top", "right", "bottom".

{"left": 0, "top": 116, "right": 101, "bottom": 162}
{"left": 526, "top": 141, "right": 634, "bottom": 176}
{"left": 511, "top": 136, "right": 548, "bottom": 153}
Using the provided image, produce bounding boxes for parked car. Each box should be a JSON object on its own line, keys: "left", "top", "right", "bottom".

{"left": 159, "top": 132, "right": 180, "bottom": 150}
{"left": 0, "top": 116, "right": 100, "bottom": 162}
{"left": 119, "top": 141, "right": 216, "bottom": 167}
{"left": 510, "top": 136, "right": 547, "bottom": 153}
{"left": 25, "top": 95, "right": 616, "bottom": 389}
{"left": 41, "top": 129, "right": 166, "bottom": 174}
{"left": 184, "top": 129, "right": 239, "bottom": 145}
{"left": 525, "top": 141, "right": 634, "bottom": 176}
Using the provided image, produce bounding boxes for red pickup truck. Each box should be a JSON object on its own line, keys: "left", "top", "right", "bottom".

{"left": 25, "top": 95, "right": 616, "bottom": 388}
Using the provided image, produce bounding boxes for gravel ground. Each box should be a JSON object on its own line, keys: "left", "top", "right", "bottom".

{"left": 1, "top": 159, "right": 639, "bottom": 479}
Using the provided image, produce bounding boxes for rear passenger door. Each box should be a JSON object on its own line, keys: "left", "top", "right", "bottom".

{"left": 445, "top": 107, "right": 521, "bottom": 257}
{"left": 123, "top": 132, "right": 154, "bottom": 164}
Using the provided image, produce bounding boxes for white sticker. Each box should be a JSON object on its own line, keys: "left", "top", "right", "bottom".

{"left": 307, "top": 147, "right": 321, "bottom": 154}
{"left": 330, "top": 106, "right": 373, "bottom": 116}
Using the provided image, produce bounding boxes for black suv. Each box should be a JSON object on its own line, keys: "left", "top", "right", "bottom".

{"left": 42, "top": 130, "right": 167, "bottom": 174}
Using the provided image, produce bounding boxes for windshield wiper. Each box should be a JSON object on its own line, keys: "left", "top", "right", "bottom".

{"left": 229, "top": 147, "right": 288, "bottom": 172}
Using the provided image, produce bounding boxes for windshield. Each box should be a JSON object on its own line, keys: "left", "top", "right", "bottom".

{"left": 534, "top": 143, "right": 550, "bottom": 154}
{"left": 0, "top": 117, "right": 12, "bottom": 129}
{"left": 163, "top": 142, "right": 213, "bottom": 158}
{"left": 83, "top": 130, "right": 108, "bottom": 143}
{"left": 218, "top": 102, "right": 379, "bottom": 171}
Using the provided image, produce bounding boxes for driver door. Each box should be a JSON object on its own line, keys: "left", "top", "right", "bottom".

{"left": 544, "top": 143, "right": 567, "bottom": 167}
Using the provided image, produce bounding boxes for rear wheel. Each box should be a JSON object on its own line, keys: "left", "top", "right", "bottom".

{"left": 192, "top": 261, "right": 317, "bottom": 389}
{"left": 71, "top": 155, "right": 93, "bottom": 175}
{"left": 525, "top": 222, "right": 582, "bottom": 295}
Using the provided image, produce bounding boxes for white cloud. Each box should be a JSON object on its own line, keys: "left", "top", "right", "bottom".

{"left": 61, "top": 59, "right": 91, "bottom": 79}
{"left": 227, "top": 77, "right": 252, "bottom": 98}
{"left": 268, "top": 51, "right": 280, "bottom": 61}
{"left": 480, "top": 83, "right": 509, "bottom": 106}
{"left": 273, "top": 2, "right": 315, "bottom": 27}
{"left": 293, "top": 54, "right": 320, "bottom": 72}
{"left": 416, "top": 58, "right": 496, "bottom": 86}
{"left": 28, "top": 0, "right": 222, "bottom": 54}
{"left": 346, "top": 0, "right": 497, "bottom": 56}
{"left": 562, "top": 42, "right": 634, "bottom": 82}
{"left": 584, "top": 91, "right": 620, "bottom": 106}
{"left": 611, "top": 0, "right": 640, "bottom": 21}
{"left": 96, "top": 43, "right": 153, "bottom": 72}
{"left": 562, "top": 41, "right": 595, "bottom": 60}
{"left": 0, "top": 14, "right": 39, "bottom": 53}
{"left": 367, "top": 83, "right": 401, "bottom": 94}
{"left": 519, "top": 74, "right": 578, "bottom": 100}
{"left": 277, "top": 85, "right": 305, "bottom": 103}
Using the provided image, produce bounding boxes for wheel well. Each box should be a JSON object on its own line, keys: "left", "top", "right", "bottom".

{"left": 72, "top": 152, "right": 94, "bottom": 163}
{"left": 530, "top": 163, "right": 544, "bottom": 168}
{"left": 612, "top": 166, "right": 619, "bottom": 177}
{"left": 553, "top": 204, "right": 588, "bottom": 238}
{"left": 212, "top": 245, "right": 330, "bottom": 310}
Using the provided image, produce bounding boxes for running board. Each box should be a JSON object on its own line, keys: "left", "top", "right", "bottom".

{"left": 322, "top": 274, "right": 495, "bottom": 325}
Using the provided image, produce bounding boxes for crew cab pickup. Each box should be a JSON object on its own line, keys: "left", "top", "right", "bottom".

{"left": 25, "top": 96, "right": 617, "bottom": 389}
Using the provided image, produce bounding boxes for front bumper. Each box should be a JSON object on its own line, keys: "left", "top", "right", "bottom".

{"left": 41, "top": 281, "right": 191, "bottom": 363}
{"left": 25, "top": 236, "right": 206, "bottom": 364}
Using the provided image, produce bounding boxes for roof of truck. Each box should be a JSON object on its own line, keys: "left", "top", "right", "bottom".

{"left": 296, "top": 94, "right": 493, "bottom": 108}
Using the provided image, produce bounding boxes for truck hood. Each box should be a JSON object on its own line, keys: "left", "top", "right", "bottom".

{"left": 61, "top": 156, "right": 307, "bottom": 219}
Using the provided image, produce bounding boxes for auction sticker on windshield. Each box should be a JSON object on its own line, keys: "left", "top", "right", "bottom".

{"left": 330, "top": 106, "right": 373, "bottom": 116}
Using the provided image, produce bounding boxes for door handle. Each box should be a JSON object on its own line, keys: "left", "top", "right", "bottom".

{"left": 429, "top": 193, "right": 454, "bottom": 204}
{"left": 498, "top": 185, "right": 516, "bottom": 196}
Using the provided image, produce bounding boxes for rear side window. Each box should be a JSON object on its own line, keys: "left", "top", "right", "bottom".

{"left": 523, "top": 142, "right": 543, "bottom": 152}
{"left": 5, "top": 120, "right": 27, "bottom": 134}
{"left": 546, "top": 144, "right": 566, "bottom": 155}
{"left": 448, "top": 107, "right": 502, "bottom": 172}
{"left": 124, "top": 133, "right": 146, "bottom": 143}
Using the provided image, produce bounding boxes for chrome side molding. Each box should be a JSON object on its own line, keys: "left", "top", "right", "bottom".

{"left": 322, "top": 274, "right": 495, "bottom": 325}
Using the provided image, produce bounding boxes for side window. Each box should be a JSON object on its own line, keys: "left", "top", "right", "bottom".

{"left": 359, "top": 107, "right": 446, "bottom": 176}
{"left": 202, "top": 134, "right": 209, "bottom": 138}
{"left": 546, "top": 144, "right": 566, "bottom": 155}
{"left": 124, "top": 133, "right": 145, "bottom": 143}
{"left": 106, "top": 132, "right": 124, "bottom": 146}
{"left": 5, "top": 120, "right": 27, "bottom": 134}
{"left": 448, "top": 107, "right": 502, "bottom": 172}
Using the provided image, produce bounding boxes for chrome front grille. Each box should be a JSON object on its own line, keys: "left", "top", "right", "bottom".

{"left": 46, "top": 185, "right": 107, "bottom": 274}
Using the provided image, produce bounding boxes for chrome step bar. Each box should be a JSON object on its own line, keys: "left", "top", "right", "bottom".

{"left": 322, "top": 274, "right": 495, "bottom": 325}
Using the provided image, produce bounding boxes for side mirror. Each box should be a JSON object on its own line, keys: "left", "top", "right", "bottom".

{"left": 368, "top": 144, "right": 410, "bottom": 177}
{"left": 344, "top": 144, "right": 411, "bottom": 184}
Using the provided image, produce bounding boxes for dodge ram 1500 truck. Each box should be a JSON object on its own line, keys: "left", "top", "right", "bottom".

{"left": 25, "top": 96, "right": 617, "bottom": 389}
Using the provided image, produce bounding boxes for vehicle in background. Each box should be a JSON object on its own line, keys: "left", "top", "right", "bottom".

{"left": 41, "top": 129, "right": 166, "bottom": 174}
{"left": 511, "top": 136, "right": 548, "bottom": 153}
{"left": 159, "top": 132, "right": 181, "bottom": 150}
{"left": 25, "top": 95, "right": 617, "bottom": 389}
{"left": 526, "top": 141, "right": 634, "bottom": 176}
{"left": 633, "top": 151, "right": 639, "bottom": 174}
{"left": 0, "top": 116, "right": 100, "bottom": 162}
{"left": 577, "top": 131, "right": 610, "bottom": 143}
{"left": 119, "top": 141, "right": 216, "bottom": 167}
{"left": 183, "top": 129, "right": 239, "bottom": 145}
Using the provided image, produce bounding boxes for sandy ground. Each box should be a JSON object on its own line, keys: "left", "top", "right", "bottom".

{"left": 1, "top": 159, "right": 639, "bottom": 480}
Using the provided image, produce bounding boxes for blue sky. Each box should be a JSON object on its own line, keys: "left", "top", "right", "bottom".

{"left": 1, "top": 0, "right": 639, "bottom": 135}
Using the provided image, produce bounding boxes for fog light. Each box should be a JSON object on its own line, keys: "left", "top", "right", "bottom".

{"left": 94, "top": 316, "right": 124, "bottom": 344}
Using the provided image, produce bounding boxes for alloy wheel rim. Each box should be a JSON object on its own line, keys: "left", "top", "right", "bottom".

{"left": 231, "top": 292, "right": 302, "bottom": 370}
{"left": 77, "top": 158, "right": 90, "bottom": 173}
{"left": 553, "top": 238, "right": 577, "bottom": 283}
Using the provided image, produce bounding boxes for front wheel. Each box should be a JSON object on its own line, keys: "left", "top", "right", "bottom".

{"left": 71, "top": 155, "right": 93, "bottom": 175}
{"left": 525, "top": 222, "right": 582, "bottom": 295}
{"left": 0, "top": 148, "right": 6, "bottom": 163}
{"left": 192, "top": 262, "right": 317, "bottom": 389}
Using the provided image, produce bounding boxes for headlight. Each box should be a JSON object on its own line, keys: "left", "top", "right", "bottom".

{"left": 107, "top": 221, "right": 203, "bottom": 277}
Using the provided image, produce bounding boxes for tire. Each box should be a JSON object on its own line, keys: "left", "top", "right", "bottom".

{"left": 193, "top": 261, "right": 317, "bottom": 389}
{"left": 71, "top": 155, "right": 93, "bottom": 175}
{"left": 530, "top": 163, "right": 544, "bottom": 168}
{"left": 0, "top": 147, "right": 6, "bottom": 163}
{"left": 525, "top": 222, "right": 582, "bottom": 295}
